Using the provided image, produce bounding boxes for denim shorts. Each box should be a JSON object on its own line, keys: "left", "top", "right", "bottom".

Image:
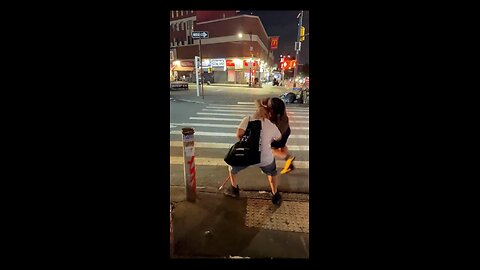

{"left": 229, "top": 159, "right": 277, "bottom": 176}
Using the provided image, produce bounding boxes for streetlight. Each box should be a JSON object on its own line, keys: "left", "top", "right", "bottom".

{"left": 238, "top": 33, "right": 243, "bottom": 38}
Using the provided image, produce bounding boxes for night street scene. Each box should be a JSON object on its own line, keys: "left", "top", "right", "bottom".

{"left": 170, "top": 10, "right": 309, "bottom": 259}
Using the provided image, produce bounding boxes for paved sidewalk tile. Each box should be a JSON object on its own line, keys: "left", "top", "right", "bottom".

{"left": 170, "top": 189, "right": 309, "bottom": 258}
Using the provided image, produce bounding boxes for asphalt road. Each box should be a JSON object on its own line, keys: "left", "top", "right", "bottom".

{"left": 170, "top": 85, "right": 309, "bottom": 193}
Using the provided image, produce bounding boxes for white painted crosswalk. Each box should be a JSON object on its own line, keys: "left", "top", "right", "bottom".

{"left": 170, "top": 102, "right": 309, "bottom": 170}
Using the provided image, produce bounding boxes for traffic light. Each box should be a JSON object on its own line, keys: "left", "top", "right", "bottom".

{"left": 300, "top": 26, "right": 305, "bottom": 42}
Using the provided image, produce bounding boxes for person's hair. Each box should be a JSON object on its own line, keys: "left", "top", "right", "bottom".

{"left": 254, "top": 98, "right": 271, "bottom": 120}
{"left": 268, "top": 97, "right": 285, "bottom": 124}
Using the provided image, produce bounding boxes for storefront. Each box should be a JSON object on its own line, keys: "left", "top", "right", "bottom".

{"left": 173, "top": 57, "right": 265, "bottom": 84}
{"left": 172, "top": 60, "right": 195, "bottom": 81}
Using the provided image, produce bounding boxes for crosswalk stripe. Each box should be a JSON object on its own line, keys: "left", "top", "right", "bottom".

{"left": 202, "top": 109, "right": 309, "bottom": 115}
{"left": 205, "top": 106, "right": 309, "bottom": 112}
{"left": 237, "top": 102, "right": 255, "bottom": 105}
{"left": 197, "top": 112, "right": 309, "bottom": 119}
{"left": 170, "top": 141, "right": 309, "bottom": 151}
{"left": 189, "top": 117, "right": 309, "bottom": 124}
{"left": 170, "top": 130, "right": 309, "bottom": 139}
{"left": 210, "top": 104, "right": 310, "bottom": 109}
{"left": 170, "top": 156, "right": 309, "bottom": 169}
{"left": 171, "top": 122, "right": 309, "bottom": 130}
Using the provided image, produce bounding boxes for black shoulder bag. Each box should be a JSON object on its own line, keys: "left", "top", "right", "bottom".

{"left": 224, "top": 117, "right": 262, "bottom": 166}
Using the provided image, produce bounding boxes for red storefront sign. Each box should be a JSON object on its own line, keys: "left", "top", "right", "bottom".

{"left": 270, "top": 36, "right": 279, "bottom": 50}
{"left": 243, "top": 60, "right": 259, "bottom": 67}
{"left": 226, "top": 60, "right": 235, "bottom": 67}
{"left": 181, "top": 61, "right": 194, "bottom": 67}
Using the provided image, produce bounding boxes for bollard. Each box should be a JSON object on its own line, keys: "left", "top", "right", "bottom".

{"left": 181, "top": 127, "right": 196, "bottom": 202}
{"left": 170, "top": 202, "right": 174, "bottom": 257}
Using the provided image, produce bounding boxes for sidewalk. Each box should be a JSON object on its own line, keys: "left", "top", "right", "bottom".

{"left": 170, "top": 186, "right": 309, "bottom": 258}
{"left": 188, "top": 82, "right": 250, "bottom": 88}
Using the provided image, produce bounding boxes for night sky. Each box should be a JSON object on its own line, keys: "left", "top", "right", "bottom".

{"left": 239, "top": 10, "right": 309, "bottom": 65}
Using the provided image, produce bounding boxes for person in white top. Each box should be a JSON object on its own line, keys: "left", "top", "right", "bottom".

{"left": 224, "top": 99, "right": 283, "bottom": 205}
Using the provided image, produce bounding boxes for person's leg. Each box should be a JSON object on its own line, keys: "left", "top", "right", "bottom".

{"left": 261, "top": 160, "right": 282, "bottom": 205}
{"left": 228, "top": 166, "right": 238, "bottom": 187}
{"left": 225, "top": 166, "right": 246, "bottom": 198}
{"left": 278, "top": 128, "right": 295, "bottom": 174}
{"left": 267, "top": 174, "right": 278, "bottom": 194}
{"left": 272, "top": 147, "right": 288, "bottom": 159}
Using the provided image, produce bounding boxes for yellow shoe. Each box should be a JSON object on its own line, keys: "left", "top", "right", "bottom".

{"left": 280, "top": 156, "right": 295, "bottom": 174}
{"left": 284, "top": 156, "right": 295, "bottom": 169}
{"left": 280, "top": 164, "right": 295, "bottom": 174}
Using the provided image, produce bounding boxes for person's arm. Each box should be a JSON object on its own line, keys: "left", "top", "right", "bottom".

{"left": 236, "top": 116, "right": 249, "bottom": 140}
{"left": 236, "top": 128, "right": 245, "bottom": 140}
{"left": 271, "top": 121, "right": 282, "bottom": 142}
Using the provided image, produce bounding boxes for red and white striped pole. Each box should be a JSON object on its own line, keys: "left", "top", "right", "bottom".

{"left": 182, "top": 127, "right": 196, "bottom": 202}
{"left": 170, "top": 202, "right": 174, "bottom": 257}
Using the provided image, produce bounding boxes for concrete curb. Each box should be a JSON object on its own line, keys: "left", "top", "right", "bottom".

{"left": 170, "top": 185, "right": 309, "bottom": 203}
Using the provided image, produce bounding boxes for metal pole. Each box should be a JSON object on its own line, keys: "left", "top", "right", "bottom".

{"left": 195, "top": 56, "right": 200, "bottom": 97}
{"left": 293, "top": 10, "right": 303, "bottom": 88}
{"left": 249, "top": 32, "right": 252, "bottom": 87}
{"left": 199, "top": 39, "right": 204, "bottom": 99}
{"left": 182, "top": 127, "right": 196, "bottom": 202}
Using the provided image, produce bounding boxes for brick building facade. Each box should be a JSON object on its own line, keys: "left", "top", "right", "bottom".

{"left": 170, "top": 10, "right": 275, "bottom": 84}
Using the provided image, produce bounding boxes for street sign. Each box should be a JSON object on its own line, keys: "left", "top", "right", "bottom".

{"left": 192, "top": 31, "right": 209, "bottom": 39}
{"left": 295, "top": 41, "right": 301, "bottom": 52}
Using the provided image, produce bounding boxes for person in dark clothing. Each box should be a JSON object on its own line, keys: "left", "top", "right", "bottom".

{"left": 265, "top": 97, "right": 296, "bottom": 174}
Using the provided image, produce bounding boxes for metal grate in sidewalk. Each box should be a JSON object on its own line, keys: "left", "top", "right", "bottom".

{"left": 245, "top": 198, "right": 309, "bottom": 233}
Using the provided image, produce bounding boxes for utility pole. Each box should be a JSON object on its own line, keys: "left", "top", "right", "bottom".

{"left": 199, "top": 38, "right": 204, "bottom": 99}
{"left": 249, "top": 32, "right": 253, "bottom": 87}
{"left": 293, "top": 10, "right": 303, "bottom": 88}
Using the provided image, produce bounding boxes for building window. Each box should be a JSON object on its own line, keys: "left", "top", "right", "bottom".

{"left": 171, "top": 11, "right": 174, "bottom": 19}
{"left": 186, "top": 10, "right": 189, "bottom": 15}
{"left": 181, "top": 10, "right": 183, "bottom": 16}
{"left": 176, "top": 23, "right": 179, "bottom": 31}
{"left": 181, "top": 40, "right": 184, "bottom": 46}
{"left": 176, "top": 10, "right": 178, "bottom": 17}
{"left": 176, "top": 40, "right": 179, "bottom": 46}
{"left": 191, "top": 10, "right": 193, "bottom": 13}
{"left": 181, "top": 22, "right": 184, "bottom": 31}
